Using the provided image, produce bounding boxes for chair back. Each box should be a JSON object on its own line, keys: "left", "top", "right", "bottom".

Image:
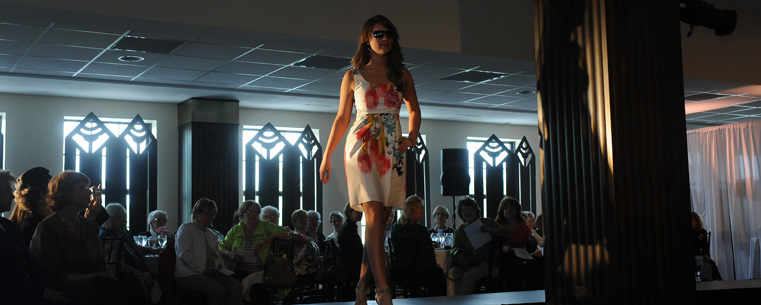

{"left": 271, "top": 236, "right": 295, "bottom": 259}
{"left": 101, "top": 235, "right": 125, "bottom": 272}
{"left": 706, "top": 231, "right": 712, "bottom": 250}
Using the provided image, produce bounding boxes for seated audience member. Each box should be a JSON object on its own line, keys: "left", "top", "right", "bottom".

{"left": 692, "top": 212, "right": 722, "bottom": 281}
{"left": 429, "top": 205, "right": 455, "bottom": 234}
{"left": 9, "top": 167, "right": 52, "bottom": 244}
{"left": 138, "top": 209, "right": 169, "bottom": 238}
{"left": 338, "top": 202, "right": 363, "bottom": 283}
{"left": 326, "top": 211, "right": 344, "bottom": 248}
{"left": 390, "top": 195, "right": 446, "bottom": 296}
{"left": 291, "top": 209, "right": 322, "bottom": 282}
{"left": 99, "top": 203, "right": 160, "bottom": 301}
{"left": 522, "top": 211, "right": 545, "bottom": 289}
{"left": 175, "top": 198, "right": 242, "bottom": 305}
{"left": 30, "top": 171, "right": 115, "bottom": 305}
{"left": 496, "top": 197, "right": 531, "bottom": 250}
{"left": 448, "top": 197, "right": 508, "bottom": 295}
{"left": 306, "top": 210, "right": 328, "bottom": 254}
{"left": 495, "top": 197, "right": 533, "bottom": 289}
{"left": 1, "top": 170, "right": 69, "bottom": 305}
{"left": 219, "top": 200, "right": 288, "bottom": 304}
{"left": 260, "top": 205, "right": 280, "bottom": 225}
{"left": 523, "top": 211, "right": 543, "bottom": 255}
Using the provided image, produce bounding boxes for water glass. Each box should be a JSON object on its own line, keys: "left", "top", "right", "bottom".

{"left": 158, "top": 235, "right": 168, "bottom": 248}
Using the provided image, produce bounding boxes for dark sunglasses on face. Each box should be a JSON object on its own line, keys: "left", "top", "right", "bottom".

{"left": 372, "top": 30, "right": 396, "bottom": 39}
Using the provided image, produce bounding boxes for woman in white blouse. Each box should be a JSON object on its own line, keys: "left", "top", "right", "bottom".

{"left": 175, "top": 198, "right": 242, "bottom": 305}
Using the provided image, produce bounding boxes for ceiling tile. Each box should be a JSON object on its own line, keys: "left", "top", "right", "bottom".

{"left": 12, "top": 68, "right": 75, "bottom": 77}
{"left": 80, "top": 62, "right": 149, "bottom": 77}
{"left": 293, "top": 80, "right": 340, "bottom": 94}
{"left": 488, "top": 74, "right": 536, "bottom": 87}
{"left": 157, "top": 56, "right": 227, "bottom": 71}
{"left": 174, "top": 42, "right": 252, "bottom": 60}
{"left": 139, "top": 67, "right": 207, "bottom": 81}
{"left": 0, "top": 23, "right": 47, "bottom": 41}
{"left": 415, "top": 80, "right": 471, "bottom": 91}
{"left": 0, "top": 40, "right": 33, "bottom": 55}
{"left": 728, "top": 108, "right": 761, "bottom": 116}
{"left": 39, "top": 28, "right": 120, "bottom": 48}
{"left": 465, "top": 95, "right": 523, "bottom": 105}
{"left": 270, "top": 66, "right": 339, "bottom": 80}
{"left": 27, "top": 43, "right": 101, "bottom": 61}
{"left": 15, "top": 57, "right": 87, "bottom": 72}
{"left": 194, "top": 72, "right": 258, "bottom": 86}
{"left": 457, "top": 84, "right": 513, "bottom": 95}
{"left": 407, "top": 65, "right": 463, "bottom": 82}
{"left": 738, "top": 100, "right": 761, "bottom": 108}
{"left": 245, "top": 76, "right": 310, "bottom": 89}
{"left": 217, "top": 61, "right": 279, "bottom": 75}
{"left": 238, "top": 49, "right": 310, "bottom": 65}
{"left": 0, "top": 54, "right": 20, "bottom": 68}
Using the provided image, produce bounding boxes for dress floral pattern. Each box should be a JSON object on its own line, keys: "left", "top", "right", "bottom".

{"left": 344, "top": 70, "right": 406, "bottom": 211}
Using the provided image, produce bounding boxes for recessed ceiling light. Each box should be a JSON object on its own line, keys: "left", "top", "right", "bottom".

{"left": 118, "top": 55, "right": 145, "bottom": 63}
{"left": 517, "top": 90, "right": 537, "bottom": 95}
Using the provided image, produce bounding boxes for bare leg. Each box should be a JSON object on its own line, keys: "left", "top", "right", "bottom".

{"left": 362, "top": 201, "right": 392, "bottom": 305}
{"left": 354, "top": 245, "right": 372, "bottom": 305}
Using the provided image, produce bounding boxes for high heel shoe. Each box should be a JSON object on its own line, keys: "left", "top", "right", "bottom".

{"left": 354, "top": 284, "right": 369, "bottom": 305}
{"left": 375, "top": 287, "right": 392, "bottom": 305}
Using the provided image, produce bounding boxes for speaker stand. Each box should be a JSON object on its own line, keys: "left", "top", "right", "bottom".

{"left": 451, "top": 196, "right": 457, "bottom": 228}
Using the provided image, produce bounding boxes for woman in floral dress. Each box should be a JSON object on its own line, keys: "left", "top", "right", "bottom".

{"left": 319, "top": 15, "right": 421, "bottom": 305}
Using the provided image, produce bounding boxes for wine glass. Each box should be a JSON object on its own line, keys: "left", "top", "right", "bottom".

{"left": 148, "top": 236, "right": 158, "bottom": 249}
{"left": 158, "top": 235, "right": 168, "bottom": 248}
{"left": 445, "top": 233, "right": 454, "bottom": 248}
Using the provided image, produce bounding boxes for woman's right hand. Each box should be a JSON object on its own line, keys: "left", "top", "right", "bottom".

{"left": 319, "top": 159, "right": 331, "bottom": 184}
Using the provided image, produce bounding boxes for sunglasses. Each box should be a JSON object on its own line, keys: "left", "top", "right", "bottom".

{"left": 372, "top": 30, "right": 396, "bottom": 39}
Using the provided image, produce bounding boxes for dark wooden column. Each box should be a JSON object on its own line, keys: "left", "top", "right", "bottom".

{"left": 178, "top": 98, "right": 240, "bottom": 234}
{"left": 535, "top": 1, "right": 694, "bottom": 304}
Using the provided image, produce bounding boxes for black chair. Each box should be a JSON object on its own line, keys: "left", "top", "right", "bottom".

{"left": 101, "top": 235, "right": 125, "bottom": 272}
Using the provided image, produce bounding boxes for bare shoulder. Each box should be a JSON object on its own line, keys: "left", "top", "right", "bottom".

{"left": 343, "top": 69, "right": 355, "bottom": 83}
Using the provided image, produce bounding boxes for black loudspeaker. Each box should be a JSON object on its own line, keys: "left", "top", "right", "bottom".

{"left": 441, "top": 148, "right": 470, "bottom": 196}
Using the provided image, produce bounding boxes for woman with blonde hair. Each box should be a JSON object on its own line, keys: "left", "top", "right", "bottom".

{"left": 429, "top": 205, "right": 454, "bottom": 234}
{"left": 319, "top": 14, "right": 421, "bottom": 305}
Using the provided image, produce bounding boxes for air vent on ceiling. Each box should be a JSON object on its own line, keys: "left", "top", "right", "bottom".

{"left": 295, "top": 55, "right": 350, "bottom": 70}
{"left": 442, "top": 71, "right": 506, "bottom": 82}
{"left": 685, "top": 93, "right": 727, "bottom": 101}
{"left": 112, "top": 36, "right": 186, "bottom": 55}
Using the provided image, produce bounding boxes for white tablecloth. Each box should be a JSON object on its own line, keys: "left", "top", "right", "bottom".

{"left": 749, "top": 237, "right": 761, "bottom": 279}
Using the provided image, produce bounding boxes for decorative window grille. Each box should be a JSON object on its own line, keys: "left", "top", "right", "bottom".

{"left": 63, "top": 112, "right": 157, "bottom": 231}
{"left": 472, "top": 135, "right": 536, "bottom": 218}
{"left": 243, "top": 123, "right": 322, "bottom": 229}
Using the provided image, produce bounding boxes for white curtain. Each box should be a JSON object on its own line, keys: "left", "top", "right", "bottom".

{"left": 687, "top": 119, "right": 761, "bottom": 280}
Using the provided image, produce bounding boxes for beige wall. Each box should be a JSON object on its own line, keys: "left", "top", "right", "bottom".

{"left": 1, "top": 93, "right": 540, "bottom": 231}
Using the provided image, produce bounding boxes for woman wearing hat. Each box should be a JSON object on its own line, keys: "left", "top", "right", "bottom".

{"left": 9, "top": 167, "right": 52, "bottom": 244}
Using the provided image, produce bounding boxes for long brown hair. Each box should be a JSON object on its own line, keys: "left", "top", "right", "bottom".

{"left": 495, "top": 196, "right": 524, "bottom": 224}
{"left": 351, "top": 15, "right": 405, "bottom": 92}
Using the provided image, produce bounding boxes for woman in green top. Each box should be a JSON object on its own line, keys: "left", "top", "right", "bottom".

{"left": 448, "top": 197, "right": 508, "bottom": 295}
{"left": 219, "top": 201, "right": 288, "bottom": 304}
